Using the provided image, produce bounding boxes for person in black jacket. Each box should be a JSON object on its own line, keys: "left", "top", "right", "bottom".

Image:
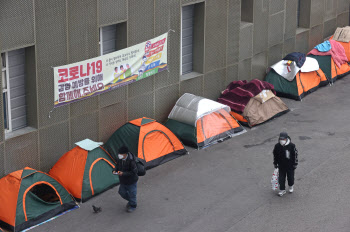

{"left": 113, "top": 146, "right": 139, "bottom": 212}
{"left": 273, "top": 132, "right": 299, "bottom": 197}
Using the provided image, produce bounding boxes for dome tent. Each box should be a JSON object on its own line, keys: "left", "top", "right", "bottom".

{"left": 0, "top": 167, "right": 77, "bottom": 232}
{"left": 307, "top": 54, "right": 350, "bottom": 84}
{"left": 104, "top": 117, "right": 187, "bottom": 170}
{"left": 265, "top": 56, "right": 329, "bottom": 100}
{"left": 49, "top": 140, "right": 119, "bottom": 202}
{"left": 165, "top": 93, "right": 246, "bottom": 149}
{"left": 307, "top": 39, "right": 350, "bottom": 84}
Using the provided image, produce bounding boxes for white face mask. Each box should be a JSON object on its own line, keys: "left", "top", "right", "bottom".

{"left": 118, "top": 154, "right": 124, "bottom": 159}
{"left": 279, "top": 140, "right": 287, "bottom": 146}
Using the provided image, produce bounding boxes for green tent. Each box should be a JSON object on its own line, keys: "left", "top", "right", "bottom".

{"left": 307, "top": 55, "right": 333, "bottom": 83}
{"left": 104, "top": 117, "right": 187, "bottom": 169}
{"left": 265, "top": 57, "right": 330, "bottom": 100}
{"left": 265, "top": 69, "right": 299, "bottom": 100}
{"left": 49, "top": 145, "right": 119, "bottom": 202}
{"left": 0, "top": 167, "right": 77, "bottom": 232}
{"left": 307, "top": 54, "right": 350, "bottom": 83}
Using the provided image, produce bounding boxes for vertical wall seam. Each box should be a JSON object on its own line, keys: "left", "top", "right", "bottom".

{"left": 66, "top": 0, "right": 72, "bottom": 148}
{"left": 32, "top": 0, "right": 41, "bottom": 169}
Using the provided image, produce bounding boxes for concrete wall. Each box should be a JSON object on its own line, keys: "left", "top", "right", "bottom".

{"left": 0, "top": 0, "right": 349, "bottom": 177}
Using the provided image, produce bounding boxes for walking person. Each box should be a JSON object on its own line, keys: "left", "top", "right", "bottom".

{"left": 273, "top": 132, "right": 299, "bottom": 197}
{"left": 113, "top": 146, "right": 139, "bottom": 212}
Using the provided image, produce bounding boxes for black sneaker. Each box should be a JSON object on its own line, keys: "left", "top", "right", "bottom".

{"left": 127, "top": 207, "right": 136, "bottom": 213}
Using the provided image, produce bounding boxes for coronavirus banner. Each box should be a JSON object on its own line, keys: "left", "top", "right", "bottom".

{"left": 54, "top": 33, "right": 168, "bottom": 107}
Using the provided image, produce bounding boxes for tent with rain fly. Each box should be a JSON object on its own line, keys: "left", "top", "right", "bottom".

{"left": 0, "top": 167, "right": 77, "bottom": 232}
{"left": 104, "top": 117, "right": 187, "bottom": 169}
{"left": 265, "top": 56, "right": 329, "bottom": 100}
{"left": 165, "top": 93, "right": 246, "bottom": 149}
{"left": 49, "top": 141, "right": 119, "bottom": 202}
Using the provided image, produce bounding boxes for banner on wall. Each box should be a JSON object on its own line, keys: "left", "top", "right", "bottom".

{"left": 53, "top": 33, "right": 168, "bottom": 108}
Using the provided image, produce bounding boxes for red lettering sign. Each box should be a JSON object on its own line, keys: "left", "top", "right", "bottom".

{"left": 58, "top": 69, "right": 68, "bottom": 83}
{"left": 147, "top": 45, "right": 164, "bottom": 57}
{"left": 57, "top": 60, "right": 103, "bottom": 83}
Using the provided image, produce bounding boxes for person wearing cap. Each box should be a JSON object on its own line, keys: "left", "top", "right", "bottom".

{"left": 273, "top": 132, "right": 299, "bottom": 197}
{"left": 113, "top": 146, "right": 139, "bottom": 212}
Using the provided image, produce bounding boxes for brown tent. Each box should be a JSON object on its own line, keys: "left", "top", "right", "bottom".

{"left": 242, "top": 90, "right": 289, "bottom": 127}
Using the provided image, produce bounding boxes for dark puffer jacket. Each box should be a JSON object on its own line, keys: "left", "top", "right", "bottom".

{"left": 273, "top": 137, "right": 299, "bottom": 170}
{"left": 113, "top": 153, "right": 139, "bottom": 185}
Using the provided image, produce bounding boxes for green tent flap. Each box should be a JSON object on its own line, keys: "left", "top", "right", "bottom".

{"left": 141, "top": 118, "right": 155, "bottom": 125}
{"left": 90, "top": 160, "right": 118, "bottom": 196}
{"left": 81, "top": 148, "right": 119, "bottom": 200}
{"left": 21, "top": 169, "right": 37, "bottom": 179}
{"left": 265, "top": 69, "right": 299, "bottom": 97}
{"left": 307, "top": 55, "right": 332, "bottom": 81}
{"left": 164, "top": 119, "right": 197, "bottom": 147}
{"left": 24, "top": 192, "right": 60, "bottom": 223}
{"left": 104, "top": 123, "right": 140, "bottom": 157}
{"left": 15, "top": 171, "right": 74, "bottom": 226}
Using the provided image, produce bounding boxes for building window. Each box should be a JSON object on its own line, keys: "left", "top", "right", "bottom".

{"left": 297, "top": 0, "right": 301, "bottom": 27}
{"left": 181, "top": 4, "right": 194, "bottom": 75}
{"left": 241, "top": 0, "right": 254, "bottom": 23}
{"left": 99, "top": 22, "right": 127, "bottom": 56}
{"left": 1, "top": 49, "right": 27, "bottom": 132}
{"left": 181, "top": 2, "right": 205, "bottom": 79}
{"left": 297, "top": 0, "right": 311, "bottom": 29}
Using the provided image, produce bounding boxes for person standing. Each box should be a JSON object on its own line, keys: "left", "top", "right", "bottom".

{"left": 113, "top": 146, "right": 139, "bottom": 212}
{"left": 273, "top": 132, "right": 299, "bottom": 197}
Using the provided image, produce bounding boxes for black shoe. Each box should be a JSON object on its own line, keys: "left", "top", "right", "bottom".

{"left": 127, "top": 207, "right": 136, "bottom": 213}
{"left": 126, "top": 203, "right": 130, "bottom": 209}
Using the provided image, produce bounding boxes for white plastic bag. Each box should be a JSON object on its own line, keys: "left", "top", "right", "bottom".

{"left": 271, "top": 168, "right": 279, "bottom": 191}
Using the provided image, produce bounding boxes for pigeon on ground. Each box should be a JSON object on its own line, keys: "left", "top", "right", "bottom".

{"left": 92, "top": 205, "right": 102, "bottom": 213}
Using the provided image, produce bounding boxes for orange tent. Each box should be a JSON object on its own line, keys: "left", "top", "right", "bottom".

{"left": 49, "top": 146, "right": 119, "bottom": 202}
{"left": 104, "top": 117, "right": 187, "bottom": 169}
{"left": 164, "top": 93, "right": 246, "bottom": 149}
{"left": 265, "top": 56, "right": 330, "bottom": 100}
{"left": 330, "top": 35, "right": 350, "bottom": 61}
{"left": 307, "top": 54, "right": 350, "bottom": 83}
{"left": 0, "top": 167, "right": 76, "bottom": 232}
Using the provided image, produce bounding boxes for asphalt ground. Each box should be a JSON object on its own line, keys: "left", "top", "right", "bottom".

{"left": 32, "top": 75, "right": 350, "bottom": 232}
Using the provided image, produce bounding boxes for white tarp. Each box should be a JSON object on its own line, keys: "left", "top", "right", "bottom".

{"left": 300, "top": 57, "right": 319, "bottom": 72}
{"left": 75, "top": 139, "right": 103, "bottom": 151}
{"left": 168, "top": 93, "right": 230, "bottom": 126}
{"left": 271, "top": 57, "right": 319, "bottom": 81}
{"left": 271, "top": 60, "right": 300, "bottom": 81}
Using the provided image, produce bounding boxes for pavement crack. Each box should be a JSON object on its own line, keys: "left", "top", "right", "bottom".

{"left": 244, "top": 136, "right": 277, "bottom": 148}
